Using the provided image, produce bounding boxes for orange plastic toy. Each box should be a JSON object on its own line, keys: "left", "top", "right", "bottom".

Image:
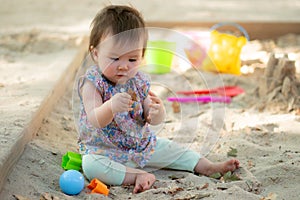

{"left": 87, "top": 178, "right": 109, "bottom": 196}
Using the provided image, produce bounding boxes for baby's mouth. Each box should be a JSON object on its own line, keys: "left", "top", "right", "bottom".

{"left": 116, "top": 73, "right": 128, "bottom": 79}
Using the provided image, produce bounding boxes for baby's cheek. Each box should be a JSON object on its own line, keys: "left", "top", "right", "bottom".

{"left": 129, "top": 67, "right": 139, "bottom": 77}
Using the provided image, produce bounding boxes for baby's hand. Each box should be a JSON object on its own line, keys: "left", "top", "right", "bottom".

{"left": 110, "top": 92, "right": 133, "bottom": 114}
{"left": 147, "top": 91, "right": 164, "bottom": 124}
{"left": 133, "top": 173, "right": 156, "bottom": 194}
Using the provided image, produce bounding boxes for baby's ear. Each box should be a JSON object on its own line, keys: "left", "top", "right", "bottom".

{"left": 91, "top": 48, "right": 99, "bottom": 61}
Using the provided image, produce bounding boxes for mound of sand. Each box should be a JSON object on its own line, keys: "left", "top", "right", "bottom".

{"left": 258, "top": 53, "right": 300, "bottom": 113}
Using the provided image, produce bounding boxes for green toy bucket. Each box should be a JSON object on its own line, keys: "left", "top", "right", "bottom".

{"left": 144, "top": 40, "right": 176, "bottom": 74}
{"left": 61, "top": 151, "right": 82, "bottom": 171}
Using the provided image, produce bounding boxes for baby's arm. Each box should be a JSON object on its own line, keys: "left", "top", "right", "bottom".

{"left": 144, "top": 91, "right": 166, "bottom": 125}
{"left": 82, "top": 81, "right": 133, "bottom": 128}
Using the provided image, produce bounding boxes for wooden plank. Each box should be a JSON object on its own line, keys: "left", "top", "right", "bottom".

{"left": 0, "top": 36, "right": 88, "bottom": 192}
{"left": 146, "top": 21, "right": 300, "bottom": 40}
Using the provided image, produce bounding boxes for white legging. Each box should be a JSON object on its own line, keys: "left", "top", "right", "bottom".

{"left": 82, "top": 138, "right": 201, "bottom": 185}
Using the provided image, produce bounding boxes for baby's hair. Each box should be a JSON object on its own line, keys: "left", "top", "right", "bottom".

{"left": 89, "top": 5, "right": 148, "bottom": 56}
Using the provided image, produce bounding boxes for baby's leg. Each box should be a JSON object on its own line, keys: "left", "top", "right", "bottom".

{"left": 82, "top": 154, "right": 126, "bottom": 185}
{"left": 146, "top": 138, "right": 239, "bottom": 176}
{"left": 146, "top": 138, "right": 201, "bottom": 171}
{"left": 82, "top": 154, "right": 156, "bottom": 193}
{"left": 194, "top": 157, "right": 240, "bottom": 176}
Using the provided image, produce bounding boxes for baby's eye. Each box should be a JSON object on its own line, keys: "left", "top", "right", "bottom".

{"left": 129, "top": 59, "right": 137, "bottom": 62}
{"left": 110, "top": 57, "right": 119, "bottom": 61}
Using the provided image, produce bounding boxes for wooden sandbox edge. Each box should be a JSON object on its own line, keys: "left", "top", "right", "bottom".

{"left": 0, "top": 36, "right": 89, "bottom": 193}
{"left": 146, "top": 21, "right": 300, "bottom": 40}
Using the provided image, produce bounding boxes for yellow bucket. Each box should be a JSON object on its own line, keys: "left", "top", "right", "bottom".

{"left": 202, "top": 23, "right": 249, "bottom": 75}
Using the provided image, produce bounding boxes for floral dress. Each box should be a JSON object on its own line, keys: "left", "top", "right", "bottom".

{"left": 78, "top": 66, "right": 156, "bottom": 167}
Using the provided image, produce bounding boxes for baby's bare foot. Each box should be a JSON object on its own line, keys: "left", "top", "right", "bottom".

{"left": 218, "top": 158, "right": 240, "bottom": 174}
{"left": 195, "top": 157, "right": 240, "bottom": 176}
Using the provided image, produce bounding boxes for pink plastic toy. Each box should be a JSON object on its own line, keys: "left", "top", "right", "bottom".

{"left": 167, "top": 96, "right": 231, "bottom": 103}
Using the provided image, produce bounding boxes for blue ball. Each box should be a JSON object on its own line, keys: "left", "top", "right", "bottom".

{"left": 59, "top": 170, "right": 84, "bottom": 195}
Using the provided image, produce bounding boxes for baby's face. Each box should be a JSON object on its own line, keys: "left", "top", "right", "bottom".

{"left": 93, "top": 34, "right": 144, "bottom": 85}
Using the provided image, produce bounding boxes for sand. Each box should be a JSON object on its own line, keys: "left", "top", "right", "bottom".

{"left": 1, "top": 32, "right": 300, "bottom": 199}
{"left": 0, "top": 1, "right": 300, "bottom": 200}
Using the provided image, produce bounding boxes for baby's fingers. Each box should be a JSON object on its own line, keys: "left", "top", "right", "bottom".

{"left": 150, "top": 96, "right": 161, "bottom": 104}
{"left": 121, "top": 92, "right": 132, "bottom": 100}
{"left": 149, "top": 103, "right": 160, "bottom": 110}
{"left": 118, "top": 93, "right": 132, "bottom": 104}
{"left": 148, "top": 90, "right": 157, "bottom": 97}
{"left": 134, "top": 181, "right": 151, "bottom": 193}
{"left": 133, "top": 184, "right": 142, "bottom": 194}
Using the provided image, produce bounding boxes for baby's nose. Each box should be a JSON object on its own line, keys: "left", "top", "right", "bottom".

{"left": 118, "top": 62, "right": 129, "bottom": 70}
